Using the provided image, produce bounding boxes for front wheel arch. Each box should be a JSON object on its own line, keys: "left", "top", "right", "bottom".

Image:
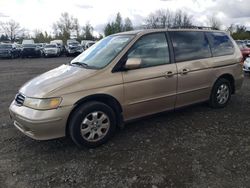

{"left": 66, "top": 94, "right": 123, "bottom": 137}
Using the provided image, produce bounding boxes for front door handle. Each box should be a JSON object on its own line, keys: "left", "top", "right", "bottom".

{"left": 165, "top": 71, "right": 174, "bottom": 77}
{"left": 181, "top": 68, "right": 190, "bottom": 75}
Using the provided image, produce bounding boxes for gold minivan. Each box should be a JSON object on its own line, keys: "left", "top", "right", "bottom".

{"left": 9, "top": 29, "right": 243, "bottom": 147}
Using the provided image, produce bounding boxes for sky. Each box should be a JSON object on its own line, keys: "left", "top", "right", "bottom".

{"left": 0, "top": 0, "right": 250, "bottom": 36}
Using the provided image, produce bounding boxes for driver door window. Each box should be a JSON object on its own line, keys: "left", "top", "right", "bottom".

{"left": 127, "top": 33, "right": 170, "bottom": 68}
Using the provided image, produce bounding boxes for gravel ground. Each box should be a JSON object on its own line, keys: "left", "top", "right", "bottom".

{"left": 0, "top": 57, "right": 250, "bottom": 188}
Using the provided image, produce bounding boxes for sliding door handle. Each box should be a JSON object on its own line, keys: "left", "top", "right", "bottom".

{"left": 165, "top": 71, "right": 174, "bottom": 78}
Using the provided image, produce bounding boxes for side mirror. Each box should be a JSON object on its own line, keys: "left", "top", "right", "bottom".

{"left": 124, "top": 58, "right": 142, "bottom": 70}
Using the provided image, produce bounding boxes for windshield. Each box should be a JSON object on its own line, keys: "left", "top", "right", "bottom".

{"left": 0, "top": 44, "right": 12, "bottom": 49}
{"left": 22, "top": 40, "right": 34, "bottom": 44}
{"left": 246, "top": 58, "right": 250, "bottom": 63}
{"left": 71, "top": 34, "right": 134, "bottom": 69}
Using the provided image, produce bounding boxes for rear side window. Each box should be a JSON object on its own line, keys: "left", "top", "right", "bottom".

{"left": 170, "top": 31, "right": 211, "bottom": 62}
{"left": 207, "top": 32, "right": 234, "bottom": 57}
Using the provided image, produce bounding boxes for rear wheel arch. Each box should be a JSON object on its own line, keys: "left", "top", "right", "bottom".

{"left": 209, "top": 77, "right": 232, "bottom": 108}
{"left": 214, "top": 74, "right": 235, "bottom": 94}
{"left": 66, "top": 94, "right": 123, "bottom": 136}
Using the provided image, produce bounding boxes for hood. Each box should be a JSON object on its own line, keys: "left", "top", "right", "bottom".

{"left": 45, "top": 48, "right": 57, "bottom": 51}
{"left": 20, "top": 64, "right": 97, "bottom": 98}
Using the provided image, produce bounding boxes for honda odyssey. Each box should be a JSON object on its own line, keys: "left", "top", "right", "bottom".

{"left": 9, "top": 29, "right": 243, "bottom": 147}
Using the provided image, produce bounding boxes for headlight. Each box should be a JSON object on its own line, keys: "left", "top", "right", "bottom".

{"left": 23, "top": 97, "right": 62, "bottom": 110}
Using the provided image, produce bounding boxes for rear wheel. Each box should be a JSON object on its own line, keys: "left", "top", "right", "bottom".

{"left": 209, "top": 78, "right": 232, "bottom": 108}
{"left": 69, "top": 101, "right": 116, "bottom": 148}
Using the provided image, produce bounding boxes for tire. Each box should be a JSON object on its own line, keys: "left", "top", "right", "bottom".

{"left": 69, "top": 101, "right": 116, "bottom": 148}
{"left": 209, "top": 78, "right": 232, "bottom": 108}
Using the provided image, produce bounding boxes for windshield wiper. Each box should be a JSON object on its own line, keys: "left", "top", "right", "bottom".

{"left": 70, "top": 62, "right": 98, "bottom": 69}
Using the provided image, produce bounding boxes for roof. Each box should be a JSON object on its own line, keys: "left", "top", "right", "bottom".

{"left": 114, "top": 28, "right": 226, "bottom": 36}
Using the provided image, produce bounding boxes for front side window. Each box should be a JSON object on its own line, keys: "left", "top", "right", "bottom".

{"left": 71, "top": 35, "right": 134, "bottom": 69}
{"left": 170, "top": 31, "right": 211, "bottom": 62}
{"left": 127, "top": 33, "right": 170, "bottom": 68}
{"left": 207, "top": 32, "right": 234, "bottom": 57}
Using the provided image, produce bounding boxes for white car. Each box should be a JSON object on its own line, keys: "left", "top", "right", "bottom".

{"left": 243, "top": 57, "right": 250, "bottom": 73}
{"left": 43, "top": 44, "right": 60, "bottom": 57}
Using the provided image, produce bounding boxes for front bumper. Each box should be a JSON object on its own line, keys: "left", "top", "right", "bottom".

{"left": 9, "top": 101, "right": 73, "bottom": 140}
{"left": 22, "top": 50, "right": 40, "bottom": 57}
{"left": 45, "top": 50, "right": 58, "bottom": 56}
{"left": 68, "top": 49, "right": 83, "bottom": 54}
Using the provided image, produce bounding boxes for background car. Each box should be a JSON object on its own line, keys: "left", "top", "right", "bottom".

{"left": 243, "top": 57, "right": 250, "bottom": 73}
{"left": 43, "top": 44, "right": 60, "bottom": 57}
{"left": 84, "top": 41, "right": 96, "bottom": 50}
{"left": 245, "top": 40, "right": 250, "bottom": 47}
{"left": 36, "top": 43, "right": 46, "bottom": 56}
{"left": 0, "top": 43, "right": 20, "bottom": 59}
{"left": 50, "top": 40, "right": 64, "bottom": 55}
{"left": 65, "top": 40, "right": 83, "bottom": 56}
{"left": 21, "top": 44, "right": 41, "bottom": 58}
{"left": 14, "top": 43, "right": 22, "bottom": 57}
{"left": 81, "top": 40, "right": 95, "bottom": 49}
{"left": 236, "top": 41, "right": 250, "bottom": 60}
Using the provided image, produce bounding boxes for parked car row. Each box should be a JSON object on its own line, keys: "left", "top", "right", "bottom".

{"left": 0, "top": 43, "right": 21, "bottom": 58}
{"left": 0, "top": 39, "right": 96, "bottom": 59}
{"left": 235, "top": 40, "right": 250, "bottom": 60}
{"left": 236, "top": 39, "right": 250, "bottom": 47}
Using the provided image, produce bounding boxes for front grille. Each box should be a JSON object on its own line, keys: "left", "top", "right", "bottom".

{"left": 23, "top": 48, "right": 35, "bottom": 52}
{"left": 15, "top": 93, "right": 25, "bottom": 106}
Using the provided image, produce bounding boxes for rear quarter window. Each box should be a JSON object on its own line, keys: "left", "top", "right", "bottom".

{"left": 170, "top": 31, "right": 211, "bottom": 62}
{"left": 206, "top": 32, "right": 234, "bottom": 57}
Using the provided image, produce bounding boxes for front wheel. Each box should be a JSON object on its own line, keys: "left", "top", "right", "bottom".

{"left": 69, "top": 101, "right": 116, "bottom": 148}
{"left": 209, "top": 78, "right": 232, "bottom": 108}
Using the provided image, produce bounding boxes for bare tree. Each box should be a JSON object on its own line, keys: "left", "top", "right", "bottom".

{"left": 158, "top": 9, "right": 172, "bottom": 28}
{"left": 226, "top": 24, "right": 235, "bottom": 35}
{"left": 208, "top": 16, "right": 222, "bottom": 30}
{"left": 82, "top": 22, "right": 94, "bottom": 40}
{"left": 172, "top": 10, "right": 193, "bottom": 28}
{"left": 145, "top": 9, "right": 193, "bottom": 29}
{"left": 123, "top": 17, "right": 133, "bottom": 31}
{"left": 52, "top": 12, "right": 80, "bottom": 41}
{"left": 145, "top": 12, "right": 161, "bottom": 29}
{"left": 0, "top": 20, "right": 24, "bottom": 42}
{"left": 236, "top": 25, "right": 247, "bottom": 33}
